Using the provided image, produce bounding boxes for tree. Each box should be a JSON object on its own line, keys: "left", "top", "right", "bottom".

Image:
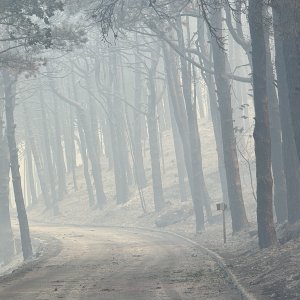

{"left": 273, "top": 5, "right": 300, "bottom": 224}
{"left": 272, "top": 1, "right": 300, "bottom": 165}
{"left": 210, "top": 5, "right": 248, "bottom": 233}
{"left": 3, "top": 71, "right": 33, "bottom": 260}
{"left": 248, "top": 0, "right": 277, "bottom": 248}
{"left": 0, "top": 0, "right": 86, "bottom": 261}
{"left": 0, "top": 108, "right": 15, "bottom": 264}
{"left": 146, "top": 44, "right": 165, "bottom": 212}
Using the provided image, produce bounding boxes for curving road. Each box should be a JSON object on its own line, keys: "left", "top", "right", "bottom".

{"left": 0, "top": 225, "right": 241, "bottom": 299}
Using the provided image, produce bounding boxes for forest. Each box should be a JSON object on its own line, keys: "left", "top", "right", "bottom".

{"left": 0, "top": 0, "right": 300, "bottom": 299}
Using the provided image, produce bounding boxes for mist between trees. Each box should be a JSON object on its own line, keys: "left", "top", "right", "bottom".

{"left": 0, "top": 0, "right": 300, "bottom": 265}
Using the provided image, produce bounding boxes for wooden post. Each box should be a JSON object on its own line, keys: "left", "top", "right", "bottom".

{"left": 217, "top": 203, "right": 227, "bottom": 244}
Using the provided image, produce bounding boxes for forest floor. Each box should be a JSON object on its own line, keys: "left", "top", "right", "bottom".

{"left": 28, "top": 121, "right": 300, "bottom": 299}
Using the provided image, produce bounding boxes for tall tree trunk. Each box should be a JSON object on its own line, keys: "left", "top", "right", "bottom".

{"left": 210, "top": 8, "right": 248, "bottom": 232}
{"left": 248, "top": 0, "right": 277, "bottom": 248}
{"left": 107, "top": 54, "right": 129, "bottom": 204}
{"left": 147, "top": 53, "right": 165, "bottom": 212}
{"left": 54, "top": 98, "right": 67, "bottom": 200}
{"left": 40, "top": 89, "right": 59, "bottom": 215}
{"left": 70, "top": 74, "right": 106, "bottom": 208}
{"left": 265, "top": 26, "right": 288, "bottom": 223}
{"left": 197, "top": 18, "right": 229, "bottom": 205}
{"left": 3, "top": 71, "right": 33, "bottom": 260}
{"left": 103, "top": 118, "right": 114, "bottom": 171}
{"left": 47, "top": 73, "right": 67, "bottom": 201}
{"left": 23, "top": 102, "right": 51, "bottom": 208}
{"left": 62, "top": 103, "right": 72, "bottom": 174}
{"left": 81, "top": 109, "right": 107, "bottom": 208}
{"left": 177, "top": 19, "right": 212, "bottom": 227}
{"left": 278, "top": 1, "right": 300, "bottom": 163}
{"left": 85, "top": 75, "right": 101, "bottom": 157}
{"left": 133, "top": 58, "right": 147, "bottom": 188}
{"left": 77, "top": 115, "right": 95, "bottom": 207}
{"left": 163, "top": 42, "right": 205, "bottom": 231}
{"left": 273, "top": 7, "right": 300, "bottom": 224}
{"left": 70, "top": 72, "right": 95, "bottom": 207}
{"left": 69, "top": 106, "right": 78, "bottom": 191}
{"left": 25, "top": 138, "right": 37, "bottom": 207}
{"left": 0, "top": 135, "right": 15, "bottom": 264}
{"left": 164, "top": 55, "right": 188, "bottom": 203}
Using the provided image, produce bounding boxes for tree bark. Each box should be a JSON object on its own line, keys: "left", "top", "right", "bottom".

{"left": 273, "top": 6, "right": 300, "bottom": 224}
{"left": 172, "top": 19, "right": 212, "bottom": 229}
{"left": 277, "top": 1, "right": 300, "bottom": 163}
{"left": 265, "top": 26, "right": 288, "bottom": 223}
{"left": 210, "top": 8, "right": 248, "bottom": 233}
{"left": 0, "top": 133, "right": 15, "bottom": 264}
{"left": 197, "top": 17, "right": 229, "bottom": 205}
{"left": 248, "top": 0, "right": 277, "bottom": 248}
{"left": 3, "top": 71, "right": 33, "bottom": 260}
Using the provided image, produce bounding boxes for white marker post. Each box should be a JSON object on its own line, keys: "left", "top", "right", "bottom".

{"left": 216, "top": 203, "right": 227, "bottom": 244}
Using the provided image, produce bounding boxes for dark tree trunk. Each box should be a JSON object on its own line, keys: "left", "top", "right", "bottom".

{"left": 0, "top": 135, "right": 15, "bottom": 264}
{"left": 210, "top": 8, "right": 248, "bottom": 233}
{"left": 265, "top": 27, "right": 288, "bottom": 223}
{"left": 3, "top": 71, "right": 33, "bottom": 260}
{"left": 276, "top": 1, "right": 300, "bottom": 163}
{"left": 248, "top": 0, "right": 277, "bottom": 248}
{"left": 273, "top": 7, "right": 300, "bottom": 224}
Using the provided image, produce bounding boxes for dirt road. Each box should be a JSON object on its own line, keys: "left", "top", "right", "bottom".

{"left": 0, "top": 225, "right": 242, "bottom": 299}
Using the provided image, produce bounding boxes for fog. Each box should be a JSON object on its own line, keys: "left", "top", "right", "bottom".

{"left": 0, "top": 1, "right": 300, "bottom": 299}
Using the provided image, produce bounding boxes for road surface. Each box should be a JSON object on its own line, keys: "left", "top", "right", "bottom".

{"left": 0, "top": 225, "right": 242, "bottom": 299}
